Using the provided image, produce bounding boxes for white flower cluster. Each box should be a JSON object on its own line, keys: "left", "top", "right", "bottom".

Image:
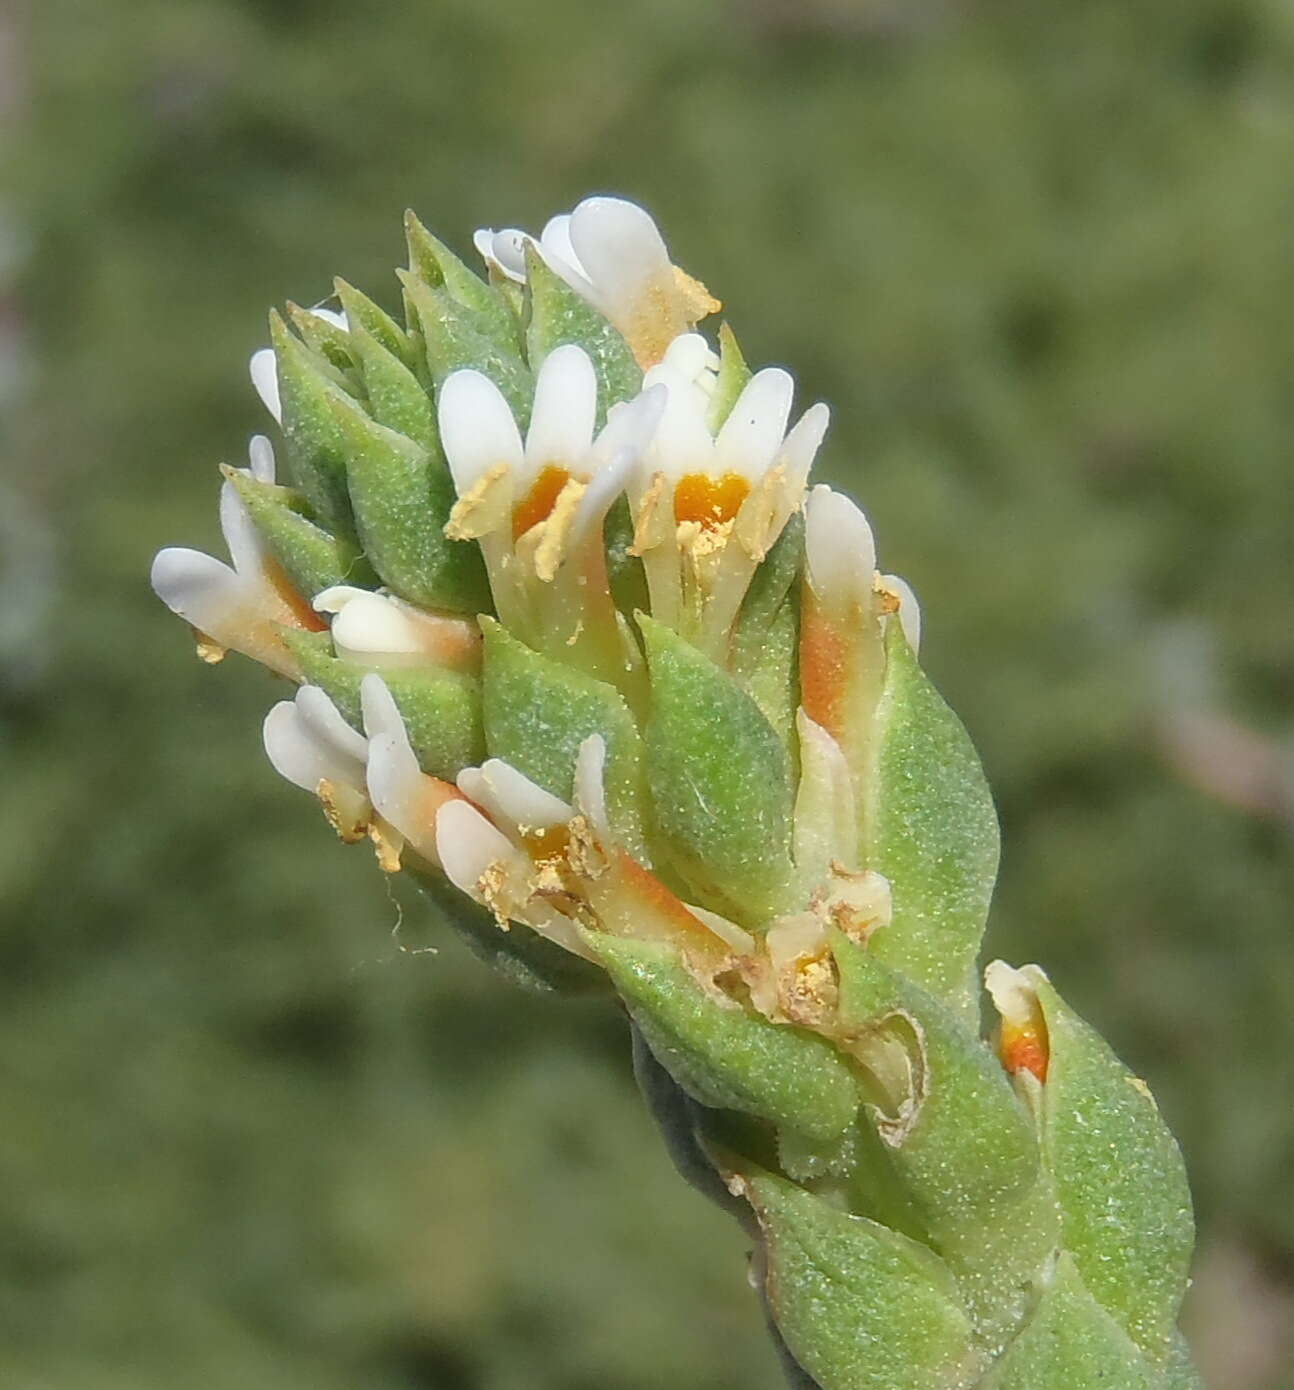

{"left": 150, "top": 196, "right": 914, "bottom": 968}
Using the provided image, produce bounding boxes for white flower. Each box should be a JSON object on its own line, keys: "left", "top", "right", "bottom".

{"left": 455, "top": 759, "right": 573, "bottom": 841}
{"left": 803, "top": 484, "right": 877, "bottom": 610}
{"left": 263, "top": 684, "right": 370, "bottom": 840}
{"left": 438, "top": 345, "right": 663, "bottom": 667}
{"left": 802, "top": 486, "right": 921, "bottom": 653}
{"left": 472, "top": 227, "right": 531, "bottom": 283}
{"left": 474, "top": 198, "right": 719, "bottom": 368}
{"left": 150, "top": 436, "right": 320, "bottom": 676}
{"left": 435, "top": 756, "right": 593, "bottom": 959}
{"left": 311, "top": 585, "right": 480, "bottom": 672}
{"left": 628, "top": 335, "right": 830, "bottom": 652}
{"left": 249, "top": 305, "right": 348, "bottom": 423}
{"left": 358, "top": 675, "right": 461, "bottom": 867}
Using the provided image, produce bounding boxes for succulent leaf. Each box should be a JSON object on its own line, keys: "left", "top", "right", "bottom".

{"left": 744, "top": 1172, "right": 978, "bottom": 1390}
{"left": 864, "top": 621, "right": 1000, "bottom": 1017}
{"left": 590, "top": 935, "right": 861, "bottom": 1144}
{"left": 977, "top": 1255, "right": 1157, "bottom": 1390}
{"left": 283, "top": 630, "right": 483, "bottom": 781}
{"left": 524, "top": 245, "right": 642, "bottom": 421}
{"left": 641, "top": 616, "right": 796, "bottom": 925}
{"left": 226, "top": 470, "right": 373, "bottom": 596}
{"left": 1034, "top": 975, "right": 1195, "bottom": 1367}
{"left": 329, "top": 391, "right": 490, "bottom": 613}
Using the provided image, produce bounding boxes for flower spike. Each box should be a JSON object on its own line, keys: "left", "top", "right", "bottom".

{"left": 152, "top": 198, "right": 1200, "bottom": 1390}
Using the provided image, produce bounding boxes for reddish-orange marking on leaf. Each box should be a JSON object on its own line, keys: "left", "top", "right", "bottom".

{"left": 513, "top": 464, "right": 572, "bottom": 539}
{"left": 266, "top": 559, "right": 328, "bottom": 632}
{"left": 1001, "top": 1022, "right": 1050, "bottom": 1082}
{"left": 799, "top": 594, "right": 846, "bottom": 738}
{"left": 613, "top": 853, "right": 725, "bottom": 955}
{"left": 673, "top": 471, "right": 750, "bottom": 528}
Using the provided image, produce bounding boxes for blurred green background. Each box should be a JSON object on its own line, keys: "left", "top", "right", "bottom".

{"left": 5, "top": 0, "right": 1293, "bottom": 1385}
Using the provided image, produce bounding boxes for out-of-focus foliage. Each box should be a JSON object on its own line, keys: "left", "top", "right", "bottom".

{"left": 5, "top": 0, "right": 1293, "bottom": 1386}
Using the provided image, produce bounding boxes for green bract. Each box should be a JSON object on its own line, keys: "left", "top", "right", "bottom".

{"left": 151, "top": 197, "right": 1200, "bottom": 1389}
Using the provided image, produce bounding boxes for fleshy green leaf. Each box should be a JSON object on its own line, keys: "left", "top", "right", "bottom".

{"left": 978, "top": 1256, "right": 1157, "bottom": 1390}
{"left": 269, "top": 310, "right": 358, "bottom": 539}
{"left": 833, "top": 937, "right": 1040, "bottom": 1223}
{"left": 346, "top": 319, "right": 437, "bottom": 449}
{"left": 400, "top": 272, "right": 533, "bottom": 424}
{"left": 706, "top": 321, "right": 753, "bottom": 430}
{"left": 328, "top": 392, "right": 489, "bottom": 614}
{"left": 480, "top": 618, "right": 646, "bottom": 857}
{"left": 746, "top": 1173, "right": 977, "bottom": 1390}
{"left": 286, "top": 301, "right": 360, "bottom": 377}
{"left": 333, "top": 278, "right": 419, "bottom": 373}
{"left": 404, "top": 210, "right": 521, "bottom": 351}
{"left": 283, "top": 631, "right": 483, "bottom": 781}
{"left": 524, "top": 246, "right": 642, "bottom": 419}
{"left": 589, "top": 935, "right": 861, "bottom": 1143}
{"left": 640, "top": 616, "right": 796, "bottom": 926}
{"left": 835, "top": 935, "right": 1059, "bottom": 1353}
{"left": 603, "top": 496, "right": 650, "bottom": 618}
{"left": 864, "top": 620, "right": 999, "bottom": 1017}
{"left": 729, "top": 513, "right": 803, "bottom": 751}
{"left": 226, "top": 470, "right": 372, "bottom": 598}
{"left": 1035, "top": 976, "right": 1194, "bottom": 1368}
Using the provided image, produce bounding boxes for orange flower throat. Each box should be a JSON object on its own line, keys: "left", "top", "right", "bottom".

{"left": 673, "top": 471, "right": 750, "bottom": 528}
{"left": 513, "top": 464, "right": 574, "bottom": 540}
{"left": 1000, "top": 1018, "right": 1050, "bottom": 1083}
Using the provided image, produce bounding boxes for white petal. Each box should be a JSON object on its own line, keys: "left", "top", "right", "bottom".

{"left": 150, "top": 546, "right": 247, "bottom": 632}
{"left": 475, "top": 227, "right": 530, "bottom": 282}
{"left": 249, "top": 348, "right": 281, "bottom": 423}
{"left": 524, "top": 344, "right": 598, "bottom": 476}
{"left": 568, "top": 197, "right": 672, "bottom": 320}
{"left": 713, "top": 368, "right": 794, "bottom": 482}
{"left": 247, "top": 434, "right": 277, "bottom": 483}
{"left": 437, "top": 369, "right": 525, "bottom": 496}
{"left": 295, "top": 683, "right": 368, "bottom": 766}
{"left": 364, "top": 734, "right": 420, "bottom": 848}
{"left": 593, "top": 383, "right": 667, "bottom": 470}
{"left": 778, "top": 402, "right": 830, "bottom": 488}
{"left": 985, "top": 961, "right": 1049, "bottom": 1029}
{"left": 359, "top": 672, "right": 407, "bottom": 743}
{"left": 436, "top": 799, "right": 523, "bottom": 900}
{"left": 457, "top": 759, "right": 572, "bottom": 834}
{"left": 659, "top": 332, "right": 719, "bottom": 385}
{"left": 308, "top": 304, "right": 348, "bottom": 331}
{"left": 880, "top": 573, "right": 922, "bottom": 654}
{"left": 263, "top": 701, "right": 329, "bottom": 793}
{"left": 359, "top": 675, "right": 449, "bottom": 860}
{"left": 573, "top": 735, "right": 612, "bottom": 842}
{"left": 219, "top": 479, "right": 264, "bottom": 577}
{"left": 642, "top": 365, "right": 714, "bottom": 480}
{"left": 804, "top": 485, "right": 876, "bottom": 603}
{"left": 313, "top": 584, "right": 369, "bottom": 615}
{"left": 538, "top": 213, "right": 595, "bottom": 298}
{"left": 570, "top": 447, "right": 636, "bottom": 543}
{"left": 315, "top": 587, "right": 440, "bottom": 669}
{"left": 262, "top": 694, "right": 364, "bottom": 795}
